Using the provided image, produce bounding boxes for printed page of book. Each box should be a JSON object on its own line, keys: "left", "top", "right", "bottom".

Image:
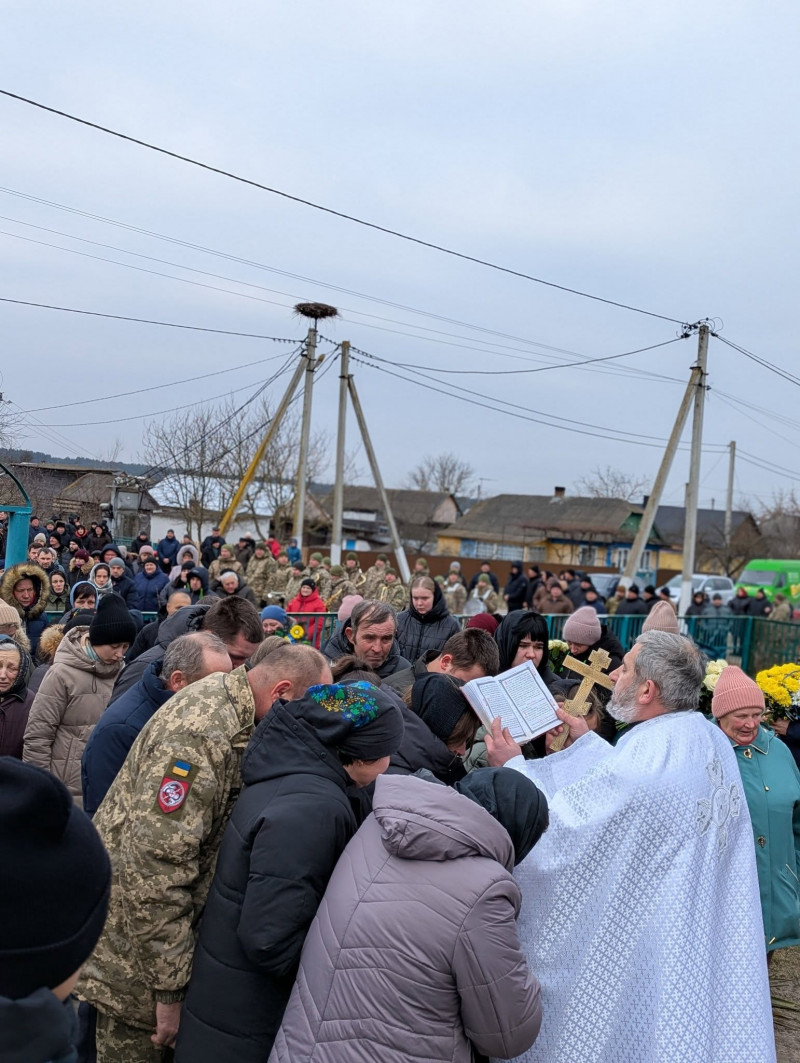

{"left": 463, "top": 662, "right": 559, "bottom": 743}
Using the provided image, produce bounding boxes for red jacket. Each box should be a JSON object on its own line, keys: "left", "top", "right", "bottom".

{"left": 287, "top": 590, "right": 326, "bottom": 647}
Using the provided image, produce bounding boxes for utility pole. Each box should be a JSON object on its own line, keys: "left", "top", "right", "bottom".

{"left": 347, "top": 375, "right": 411, "bottom": 584}
{"left": 724, "top": 440, "right": 736, "bottom": 563}
{"left": 620, "top": 364, "right": 701, "bottom": 589}
{"left": 330, "top": 341, "right": 350, "bottom": 566}
{"left": 293, "top": 325, "right": 318, "bottom": 554}
{"left": 678, "top": 323, "right": 710, "bottom": 614}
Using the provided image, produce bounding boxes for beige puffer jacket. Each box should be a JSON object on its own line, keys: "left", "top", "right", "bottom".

{"left": 23, "top": 628, "right": 123, "bottom": 806}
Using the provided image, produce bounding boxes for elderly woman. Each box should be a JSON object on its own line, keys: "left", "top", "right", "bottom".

{"left": 712, "top": 666, "right": 800, "bottom": 955}
{"left": 395, "top": 576, "right": 461, "bottom": 662}
{"left": 0, "top": 635, "right": 35, "bottom": 758}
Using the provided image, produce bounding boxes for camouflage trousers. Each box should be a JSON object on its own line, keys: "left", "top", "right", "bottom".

{"left": 95, "top": 1011, "right": 173, "bottom": 1063}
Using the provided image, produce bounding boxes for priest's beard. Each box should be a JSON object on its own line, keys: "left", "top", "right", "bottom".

{"left": 607, "top": 682, "right": 640, "bottom": 723}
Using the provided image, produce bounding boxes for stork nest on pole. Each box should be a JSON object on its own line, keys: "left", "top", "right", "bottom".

{"left": 293, "top": 302, "right": 339, "bottom": 321}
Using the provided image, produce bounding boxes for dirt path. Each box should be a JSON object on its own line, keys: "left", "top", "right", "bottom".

{"left": 772, "top": 947, "right": 800, "bottom": 1062}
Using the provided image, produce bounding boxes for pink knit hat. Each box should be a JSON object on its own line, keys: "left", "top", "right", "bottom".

{"left": 642, "top": 600, "right": 679, "bottom": 635}
{"left": 563, "top": 606, "right": 601, "bottom": 646}
{"left": 338, "top": 594, "right": 364, "bottom": 622}
{"left": 711, "top": 665, "right": 765, "bottom": 719}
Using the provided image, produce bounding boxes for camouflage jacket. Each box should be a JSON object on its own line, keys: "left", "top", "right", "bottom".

{"left": 77, "top": 667, "right": 255, "bottom": 1029}
{"left": 266, "top": 561, "right": 292, "bottom": 598}
{"left": 325, "top": 577, "right": 357, "bottom": 613}
{"left": 284, "top": 574, "right": 305, "bottom": 604}
{"left": 311, "top": 567, "right": 332, "bottom": 603}
{"left": 443, "top": 581, "right": 467, "bottom": 615}
{"left": 245, "top": 555, "right": 275, "bottom": 604}
{"left": 343, "top": 564, "right": 367, "bottom": 591}
{"left": 363, "top": 564, "right": 388, "bottom": 599}
{"left": 378, "top": 579, "right": 407, "bottom": 611}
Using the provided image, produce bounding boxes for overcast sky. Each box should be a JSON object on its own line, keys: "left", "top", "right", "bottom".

{"left": 2, "top": 1, "right": 799, "bottom": 513}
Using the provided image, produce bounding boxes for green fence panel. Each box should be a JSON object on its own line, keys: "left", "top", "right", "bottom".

{"left": 745, "top": 619, "right": 800, "bottom": 675}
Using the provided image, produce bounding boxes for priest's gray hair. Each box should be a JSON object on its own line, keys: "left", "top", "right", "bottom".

{"left": 633, "top": 631, "right": 706, "bottom": 712}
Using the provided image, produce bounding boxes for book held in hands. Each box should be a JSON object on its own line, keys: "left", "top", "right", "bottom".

{"left": 462, "top": 660, "right": 560, "bottom": 744}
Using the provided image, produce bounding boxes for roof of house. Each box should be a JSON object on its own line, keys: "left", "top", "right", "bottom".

{"left": 654, "top": 505, "right": 754, "bottom": 545}
{"left": 440, "top": 493, "right": 663, "bottom": 544}
{"left": 56, "top": 472, "right": 158, "bottom": 510}
{"left": 314, "top": 485, "right": 458, "bottom": 526}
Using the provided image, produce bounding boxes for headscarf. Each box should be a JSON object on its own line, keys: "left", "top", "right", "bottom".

{"left": 303, "top": 682, "right": 405, "bottom": 760}
{"left": 455, "top": 767, "right": 549, "bottom": 866}
{"left": 410, "top": 673, "right": 472, "bottom": 743}
{"left": 0, "top": 634, "right": 33, "bottom": 701}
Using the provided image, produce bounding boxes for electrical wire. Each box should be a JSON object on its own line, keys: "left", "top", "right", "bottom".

{"left": 716, "top": 335, "right": 800, "bottom": 388}
{"left": 0, "top": 295, "right": 299, "bottom": 343}
{"left": 0, "top": 89, "right": 689, "bottom": 325}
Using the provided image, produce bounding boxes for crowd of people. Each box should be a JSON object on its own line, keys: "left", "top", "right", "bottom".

{"left": 0, "top": 512, "right": 797, "bottom": 1063}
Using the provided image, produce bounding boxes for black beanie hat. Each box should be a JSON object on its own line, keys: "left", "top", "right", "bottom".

{"left": 62, "top": 609, "right": 96, "bottom": 634}
{"left": 410, "top": 673, "right": 473, "bottom": 743}
{"left": 88, "top": 593, "right": 137, "bottom": 647}
{"left": 300, "top": 578, "right": 316, "bottom": 590}
{"left": 0, "top": 760, "right": 111, "bottom": 998}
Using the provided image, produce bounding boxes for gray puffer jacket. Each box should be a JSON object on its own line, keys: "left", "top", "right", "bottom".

{"left": 22, "top": 628, "right": 123, "bottom": 806}
{"left": 270, "top": 773, "right": 542, "bottom": 1063}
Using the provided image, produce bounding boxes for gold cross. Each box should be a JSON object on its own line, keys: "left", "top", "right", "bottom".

{"left": 549, "top": 647, "right": 615, "bottom": 751}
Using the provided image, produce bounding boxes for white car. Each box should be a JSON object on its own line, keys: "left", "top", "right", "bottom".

{"left": 664, "top": 573, "right": 735, "bottom": 605}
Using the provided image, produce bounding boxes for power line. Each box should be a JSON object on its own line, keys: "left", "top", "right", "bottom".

{"left": 0, "top": 88, "right": 689, "bottom": 326}
{"left": 0, "top": 295, "right": 299, "bottom": 342}
{"left": 716, "top": 335, "right": 800, "bottom": 388}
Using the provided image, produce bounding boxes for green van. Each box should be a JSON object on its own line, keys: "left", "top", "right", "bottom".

{"left": 735, "top": 559, "right": 800, "bottom": 603}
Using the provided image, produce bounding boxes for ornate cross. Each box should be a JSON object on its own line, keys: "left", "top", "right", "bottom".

{"left": 549, "top": 647, "right": 615, "bottom": 751}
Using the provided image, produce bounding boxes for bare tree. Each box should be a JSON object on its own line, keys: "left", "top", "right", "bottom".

{"left": 0, "top": 400, "right": 24, "bottom": 452}
{"left": 576, "top": 465, "right": 649, "bottom": 503}
{"left": 754, "top": 490, "right": 800, "bottom": 558}
{"left": 407, "top": 452, "right": 476, "bottom": 496}
{"left": 141, "top": 405, "right": 235, "bottom": 542}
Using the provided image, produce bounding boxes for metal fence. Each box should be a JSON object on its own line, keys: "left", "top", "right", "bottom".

{"left": 42, "top": 609, "right": 800, "bottom": 675}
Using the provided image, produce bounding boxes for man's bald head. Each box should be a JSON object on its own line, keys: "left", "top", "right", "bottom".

{"left": 247, "top": 643, "right": 332, "bottom": 719}
{"left": 166, "top": 591, "right": 192, "bottom": 615}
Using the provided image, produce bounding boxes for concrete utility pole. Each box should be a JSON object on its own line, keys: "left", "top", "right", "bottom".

{"left": 678, "top": 323, "right": 710, "bottom": 614}
{"left": 330, "top": 341, "right": 350, "bottom": 566}
{"left": 620, "top": 365, "right": 701, "bottom": 589}
{"left": 724, "top": 440, "right": 736, "bottom": 557}
{"left": 293, "top": 326, "right": 319, "bottom": 553}
{"left": 347, "top": 375, "right": 411, "bottom": 584}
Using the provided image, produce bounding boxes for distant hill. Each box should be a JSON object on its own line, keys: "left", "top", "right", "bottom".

{"left": 0, "top": 448, "right": 153, "bottom": 477}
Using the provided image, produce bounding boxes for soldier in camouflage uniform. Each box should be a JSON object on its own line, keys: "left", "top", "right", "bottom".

{"left": 343, "top": 552, "right": 367, "bottom": 592}
{"left": 264, "top": 549, "right": 292, "bottom": 603}
{"left": 283, "top": 562, "right": 306, "bottom": 606}
{"left": 363, "top": 553, "right": 389, "bottom": 598}
{"left": 324, "top": 565, "right": 358, "bottom": 613}
{"left": 77, "top": 643, "right": 331, "bottom": 1061}
{"left": 244, "top": 542, "right": 276, "bottom": 606}
{"left": 378, "top": 567, "right": 408, "bottom": 610}
{"left": 307, "top": 552, "right": 332, "bottom": 602}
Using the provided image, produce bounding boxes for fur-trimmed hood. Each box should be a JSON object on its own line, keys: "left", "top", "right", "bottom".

{"left": 0, "top": 562, "right": 50, "bottom": 620}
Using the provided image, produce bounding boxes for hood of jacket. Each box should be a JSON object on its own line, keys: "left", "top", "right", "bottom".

{"left": 53, "top": 627, "right": 124, "bottom": 679}
{"left": 373, "top": 772, "right": 514, "bottom": 870}
{"left": 0, "top": 562, "right": 50, "bottom": 621}
{"left": 407, "top": 581, "right": 450, "bottom": 625}
{"left": 155, "top": 600, "right": 211, "bottom": 649}
{"left": 187, "top": 566, "right": 209, "bottom": 591}
{"left": 0, "top": 988, "right": 76, "bottom": 1063}
{"left": 176, "top": 544, "right": 199, "bottom": 566}
{"left": 241, "top": 697, "right": 352, "bottom": 790}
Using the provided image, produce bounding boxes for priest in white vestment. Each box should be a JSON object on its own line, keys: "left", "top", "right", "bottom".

{"left": 486, "top": 630, "right": 775, "bottom": 1063}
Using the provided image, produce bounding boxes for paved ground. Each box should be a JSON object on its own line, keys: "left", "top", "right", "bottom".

{"left": 772, "top": 947, "right": 800, "bottom": 1062}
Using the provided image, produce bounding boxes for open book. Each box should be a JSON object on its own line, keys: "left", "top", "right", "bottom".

{"left": 462, "top": 661, "right": 560, "bottom": 744}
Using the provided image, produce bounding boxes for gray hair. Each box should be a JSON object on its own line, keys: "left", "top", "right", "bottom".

{"left": 163, "top": 631, "right": 229, "bottom": 684}
{"left": 349, "top": 600, "right": 396, "bottom": 634}
{"left": 633, "top": 631, "right": 706, "bottom": 713}
{"left": 219, "top": 570, "right": 239, "bottom": 583}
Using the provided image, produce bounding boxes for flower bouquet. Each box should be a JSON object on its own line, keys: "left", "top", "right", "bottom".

{"left": 755, "top": 663, "right": 800, "bottom": 722}
{"left": 698, "top": 659, "right": 728, "bottom": 713}
{"left": 548, "top": 638, "right": 570, "bottom": 675}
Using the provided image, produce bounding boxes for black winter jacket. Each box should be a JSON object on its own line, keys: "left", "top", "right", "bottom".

{"left": 176, "top": 699, "right": 362, "bottom": 1063}
{"left": 107, "top": 601, "right": 211, "bottom": 704}
{"left": 395, "top": 584, "right": 461, "bottom": 662}
{"left": 504, "top": 563, "right": 529, "bottom": 611}
{"left": 109, "top": 571, "right": 142, "bottom": 611}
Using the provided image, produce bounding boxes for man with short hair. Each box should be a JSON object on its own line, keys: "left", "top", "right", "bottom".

{"left": 157, "top": 529, "right": 180, "bottom": 568}
{"left": 109, "top": 597, "right": 264, "bottom": 703}
{"left": 108, "top": 557, "right": 142, "bottom": 611}
{"left": 323, "top": 600, "right": 411, "bottom": 678}
{"left": 486, "top": 631, "right": 774, "bottom": 1062}
{"left": 383, "top": 628, "right": 500, "bottom": 694}
{"left": 82, "top": 631, "right": 233, "bottom": 816}
{"left": 78, "top": 643, "right": 332, "bottom": 1059}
